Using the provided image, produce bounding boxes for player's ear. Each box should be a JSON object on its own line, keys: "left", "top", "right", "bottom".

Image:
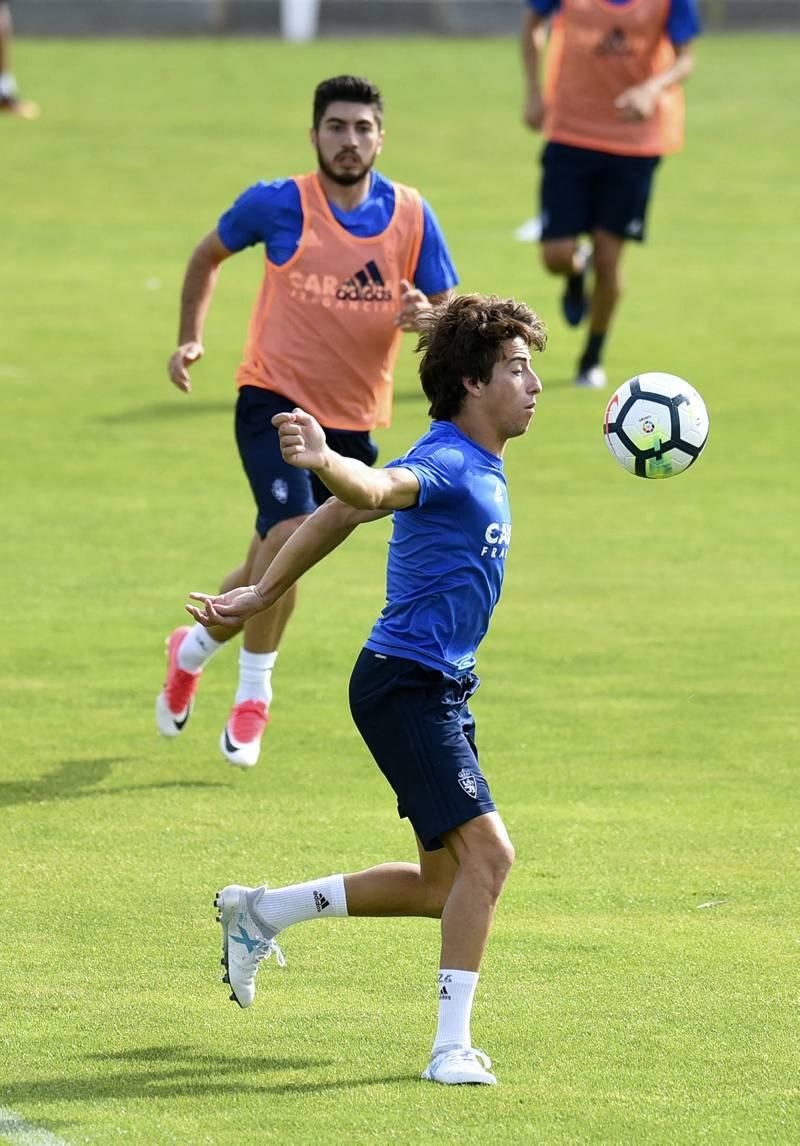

{"left": 376, "top": 129, "right": 385, "bottom": 155}
{"left": 463, "top": 376, "right": 483, "bottom": 398}
{"left": 309, "top": 126, "right": 318, "bottom": 150}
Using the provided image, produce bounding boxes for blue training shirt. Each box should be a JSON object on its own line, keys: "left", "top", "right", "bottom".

{"left": 526, "top": 0, "right": 701, "bottom": 46}
{"left": 217, "top": 171, "right": 458, "bottom": 299}
{"left": 365, "top": 421, "right": 512, "bottom": 675}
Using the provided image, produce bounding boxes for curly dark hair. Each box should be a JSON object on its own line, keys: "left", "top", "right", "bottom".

{"left": 313, "top": 75, "right": 384, "bottom": 130}
{"left": 417, "top": 294, "right": 547, "bottom": 421}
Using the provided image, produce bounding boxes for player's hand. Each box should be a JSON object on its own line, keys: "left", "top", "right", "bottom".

{"left": 394, "top": 279, "right": 432, "bottom": 332}
{"left": 185, "top": 584, "right": 267, "bottom": 628}
{"left": 615, "top": 82, "right": 660, "bottom": 122}
{"left": 272, "top": 409, "right": 328, "bottom": 469}
{"left": 168, "top": 341, "right": 204, "bottom": 393}
{"left": 523, "top": 92, "right": 545, "bottom": 131}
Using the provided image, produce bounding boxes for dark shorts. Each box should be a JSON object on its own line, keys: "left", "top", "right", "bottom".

{"left": 348, "top": 649, "right": 497, "bottom": 852}
{"left": 235, "top": 386, "right": 378, "bottom": 539}
{"left": 540, "top": 141, "right": 661, "bottom": 243}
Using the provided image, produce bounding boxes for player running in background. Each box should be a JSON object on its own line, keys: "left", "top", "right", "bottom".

{"left": 0, "top": 3, "right": 39, "bottom": 118}
{"left": 185, "top": 293, "right": 547, "bottom": 1086}
{"left": 521, "top": 0, "right": 700, "bottom": 387}
{"left": 156, "top": 74, "right": 458, "bottom": 768}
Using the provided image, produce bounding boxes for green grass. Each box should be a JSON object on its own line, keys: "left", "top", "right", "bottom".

{"left": 2, "top": 32, "right": 799, "bottom": 1145}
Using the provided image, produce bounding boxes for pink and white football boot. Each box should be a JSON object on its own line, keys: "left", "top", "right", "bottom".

{"left": 220, "top": 700, "right": 270, "bottom": 768}
{"left": 155, "top": 626, "right": 202, "bottom": 737}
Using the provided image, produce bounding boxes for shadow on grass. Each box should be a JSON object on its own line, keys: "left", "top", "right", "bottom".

{"left": 0, "top": 758, "right": 226, "bottom": 808}
{"left": 96, "top": 401, "right": 231, "bottom": 425}
{"left": 1, "top": 1045, "right": 415, "bottom": 1103}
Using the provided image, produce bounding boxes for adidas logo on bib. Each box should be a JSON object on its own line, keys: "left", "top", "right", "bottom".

{"left": 336, "top": 260, "right": 392, "bottom": 302}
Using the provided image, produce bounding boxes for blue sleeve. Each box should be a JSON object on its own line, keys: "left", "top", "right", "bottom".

{"left": 390, "top": 446, "right": 467, "bottom": 508}
{"left": 217, "top": 179, "right": 300, "bottom": 253}
{"left": 667, "top": 0, "right": 701, "bottom": 45}
{"left": 526, "top": 0, "right": 560, "bottom": 15}
{"left": 413, "top": 201, "right": 459, "bottom": 297}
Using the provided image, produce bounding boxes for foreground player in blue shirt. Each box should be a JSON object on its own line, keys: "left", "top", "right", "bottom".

{"left": 187, "top": 294, "right": 547, "bottom": 1086}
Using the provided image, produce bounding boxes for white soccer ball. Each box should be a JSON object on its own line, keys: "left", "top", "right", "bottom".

{"left": 603, "top": 372, "right": 709, "bottom": 479}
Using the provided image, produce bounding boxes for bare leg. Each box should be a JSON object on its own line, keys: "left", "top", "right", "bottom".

{"left": 201, "top": 516, "right": 308, "bottom": 649}
{"left": 0, "top": 3, "right": 12, "bottom": 76}
{"left": 588, "top": 227, "right": 624, "bottom": 335}
{"left": 439, "top": 812, "right": 514, "bottom": 971}
{"left": 540, "top": 236, "right": 583, "bottom": 277}
{"left": 242, "top": 517, "right": 306, "bottom": 654}
{"left": 0, "top": 3, "right": 37, "bottom": 116}
{"left": 344, "top": 836, "right": 457, "bottom": 918}
{"left": 345, "top": 812, "right": 515, "bottom": 972}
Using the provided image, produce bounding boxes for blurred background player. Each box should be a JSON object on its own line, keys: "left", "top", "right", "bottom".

{"left": 521, "top": 0, "right": 700, "bottom": 387}
{"left": 0, "top": 2, "right": 39, "bottom": 117}
{"left": 186, "top": 293, "right": 547, "bottom": 1086}
{"left": 156, "top": 75, "right": 458, "bottom": 768}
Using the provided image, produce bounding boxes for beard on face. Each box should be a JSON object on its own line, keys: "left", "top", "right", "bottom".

{"left": 316, "top": 146, "right": 375, "bottom": 187}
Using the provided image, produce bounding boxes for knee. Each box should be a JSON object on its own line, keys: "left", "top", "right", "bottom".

{"left": 540, "top": 244, "right": 571, "bottom": 276}
{"left": 264, "top": 514, "right": 308, "bottom": 550}
{"left": 477, "top": 836, "right": 515, "bottom": 901}
{"left": 494, "top": 837, "right": 515, "bottom": 888}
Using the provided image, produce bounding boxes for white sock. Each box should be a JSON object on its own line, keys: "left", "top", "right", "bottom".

{"left": 252, "top": 874, "right": 348, "bottom": 933}
{"left": 432, "top": 969, "right": 479, "bottom": 1055}
{"left": 177, "top": 625, "right": 225, "bottom": 673}
{"left": 0, "top": 74, "right": 18, "bottom": 99}
{"left": 235, "top": 649, "right": 277, "bottom": 706}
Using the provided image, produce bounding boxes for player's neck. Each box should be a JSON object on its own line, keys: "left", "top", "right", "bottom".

{"left": 450, "top": 413, "right": 506, "bottom": 459}
{"left": 317, "top": 169, "right": 372, "bottom": 213}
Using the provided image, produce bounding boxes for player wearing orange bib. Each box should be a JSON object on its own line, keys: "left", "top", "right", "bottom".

{"left": 156, "top": 75, "right": 458, "bottom": 767}
{"left": 521, "top": 0, "right": 700, "bottom": 387}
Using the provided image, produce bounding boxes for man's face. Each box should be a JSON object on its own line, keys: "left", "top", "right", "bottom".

{"left": 311, "top": 101, "right": 384, "bottom": 186}
{"left": 484, "top": 337, "right": 543, "bottom": 440}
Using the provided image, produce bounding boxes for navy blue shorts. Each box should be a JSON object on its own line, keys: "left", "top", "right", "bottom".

{"left": 235, "top": 387, "right": 378, "bottom": 539}
{"left": 348, "top": 649, "right": 497, "bottom": 852}
{"left": 540, "top": 141, "right": 661, "bottom": 243}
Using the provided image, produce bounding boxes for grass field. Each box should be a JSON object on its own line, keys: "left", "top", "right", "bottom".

{"left": 2, "top": 32, "right": 799, "bottom": 1145}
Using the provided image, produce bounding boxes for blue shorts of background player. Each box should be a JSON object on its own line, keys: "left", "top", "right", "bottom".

{"left": 348, "top": 650, "right": 496, "bottom": 851}
{"left": 236, "top": 387, "right": 378, "bottom": 539}
{"left": 540, "top": 141, "right": 661, "bottom": 244}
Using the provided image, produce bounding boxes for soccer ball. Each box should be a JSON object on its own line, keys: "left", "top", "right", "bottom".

{"left": 603, "top": 372, "right": 709, "bottom": 479}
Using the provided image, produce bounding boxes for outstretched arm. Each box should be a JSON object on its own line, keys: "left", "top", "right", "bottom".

{"left": 186, "top": 497, "right": 389, "bottom": 628}
{"left": 273, "top": 409, "right": 421, "bottom": 511}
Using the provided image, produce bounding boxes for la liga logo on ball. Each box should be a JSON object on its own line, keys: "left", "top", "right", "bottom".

{"left": 603, "top": 372, "right": 710, "bottom": 479}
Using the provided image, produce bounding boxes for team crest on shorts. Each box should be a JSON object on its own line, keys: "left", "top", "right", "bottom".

{"left": 271, "top": 478, "right": 289, "bottom": 504}
{"left": 457, "top": 768, "right": 478, "bottom": 799}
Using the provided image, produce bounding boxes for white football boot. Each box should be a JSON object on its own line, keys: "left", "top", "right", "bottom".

{"left": 421, "top": 1047, "right": 497, "bottom": 1086}
{"left": 215, "top": 884, "right": 285, "bottom": 1008}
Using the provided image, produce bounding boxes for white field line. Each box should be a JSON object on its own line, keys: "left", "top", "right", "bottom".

{"left": 0, "top": 1108, "right": 69, "bottom": 1146}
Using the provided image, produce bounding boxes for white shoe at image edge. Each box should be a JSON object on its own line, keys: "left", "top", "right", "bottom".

{"left": 574, "top": 365, "right": 607, "bottom": 389}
